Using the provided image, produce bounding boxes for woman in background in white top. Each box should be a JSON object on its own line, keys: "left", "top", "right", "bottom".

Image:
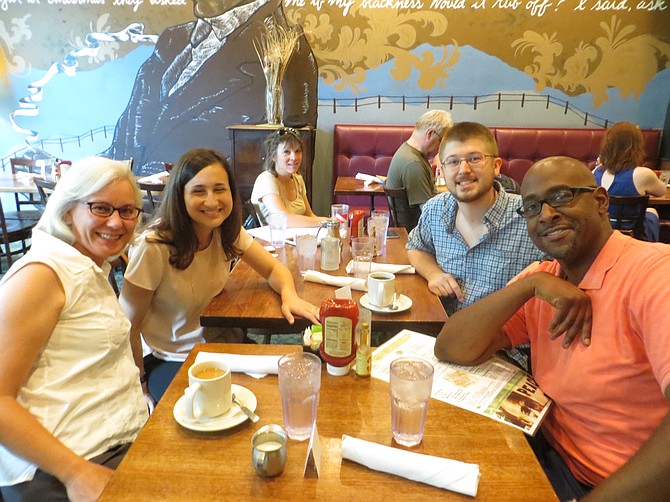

{"left": 120, "top": 148, "right": 320, "bottom": 403}
{"left": 0, "top": 157, "right": 148, "bottom": 501}
{"left": 251, "top": 128, "right": 328, "bottom": 227}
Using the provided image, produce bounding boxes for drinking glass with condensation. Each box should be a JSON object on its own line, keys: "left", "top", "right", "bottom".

{"left": 389, "top": 357, "right": 434, "bottom": 447}
{"left": 278, "top": 352, "right": 322, "bottom": 440}
{"left": 296, "top": 234, "right": 317, "bottom": 276}
{"left": 268, "top": 212, "right": 287, "bottom": 249}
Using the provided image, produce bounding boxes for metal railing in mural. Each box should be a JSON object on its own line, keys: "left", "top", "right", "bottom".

{"left": 2, "top": 92, "right": 613, "bottom": 170}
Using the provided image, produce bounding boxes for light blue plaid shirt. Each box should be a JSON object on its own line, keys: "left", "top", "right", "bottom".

{"left": 407, "top": 183, "right": 547, "bottom": 315}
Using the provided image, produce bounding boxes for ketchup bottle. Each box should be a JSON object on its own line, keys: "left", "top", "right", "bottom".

{"left": 319, "top": 298, "right": 358, "bottom": 376}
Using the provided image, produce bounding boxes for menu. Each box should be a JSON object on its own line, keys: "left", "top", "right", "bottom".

{"left": 371, "top": 330, "right": 552, "bottom": 436}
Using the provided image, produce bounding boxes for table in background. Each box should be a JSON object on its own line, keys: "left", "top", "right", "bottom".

{"left": 0, "top": 173, "right": 39, "bottom": 194}
{"left": 333, "top": 176, "right": 447, "bottom": 213}
{"left": 649, "top": 186, "right": 670, "bottom": 207}
{"left": 100, "top": 343, "right": 557, "bottom": 501}
{"left": 201, "top": 228, "right": 448, "bottom": 336}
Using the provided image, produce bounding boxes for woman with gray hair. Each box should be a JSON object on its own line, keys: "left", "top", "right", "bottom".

{"left": 0, "top": 157, "right": 148, "bottom": 501}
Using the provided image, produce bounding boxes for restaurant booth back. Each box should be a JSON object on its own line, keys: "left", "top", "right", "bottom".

{"left": 332, "top": 124, "right": 663, "bottom": 208}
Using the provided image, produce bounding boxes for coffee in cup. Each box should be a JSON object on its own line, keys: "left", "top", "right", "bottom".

{"left": 184, "top": 360, "right": 232, "bottom": 420}
{"left": 367, "top": 272, "right": 396, "bottom": 308}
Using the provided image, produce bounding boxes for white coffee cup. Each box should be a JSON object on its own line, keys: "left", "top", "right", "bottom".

{"left": 184, "top": 360, "right": 232, "bottom": 420}
{"left": 367, "top": 272, "right": 396, "bottom": 308}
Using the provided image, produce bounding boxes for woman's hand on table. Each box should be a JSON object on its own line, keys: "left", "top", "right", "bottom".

{"left": 64, "top": 461, "right": 114, "bottom": 502}
{"left": 280, "top": 295, "right": 321, "bottom": 326}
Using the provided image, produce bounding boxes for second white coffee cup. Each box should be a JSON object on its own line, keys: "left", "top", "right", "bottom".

{"left": 367, "top": 271, "right": 396, "bottom": 308}
{"left": 184, "top": 360, "right": 232, "bottom": 420}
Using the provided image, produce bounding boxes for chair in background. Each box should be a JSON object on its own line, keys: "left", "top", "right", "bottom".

{"left": 0, "top": 197, "right": 37, "bottom": 272}
{"left": 384, "top": 186, "right": 419, "bottom": 232}
{"left": 243, "top": 199, "right": 262, "bottom": 230}
{"left": 34, "top": 178, "right": 57, "bottom": 206}
{"left": 138, "top": 182, "right": 165, "bottom": 218}
{"left": 608, "top": 195, "right": 649, "bottom": 240}
{"left": 9, "top": 157, "right": 44, "bottom": 211}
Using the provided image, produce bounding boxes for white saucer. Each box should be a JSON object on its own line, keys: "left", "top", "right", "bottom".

{"left": 359, "top": 293, "right": 412, "bottom": 314}
{"left": 173, "top": 384, "right": 257, "bottom": 432}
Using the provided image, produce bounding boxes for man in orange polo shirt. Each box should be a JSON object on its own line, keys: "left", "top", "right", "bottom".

{"left": 434, "top": 156, "right": 670, "bottom": 501}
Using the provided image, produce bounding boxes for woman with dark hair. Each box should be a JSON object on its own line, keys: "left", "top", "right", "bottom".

{"left": 593, "top": 121, "right": 666, "bottom": 241}
{"left": 251, "top": 128, "right": 327, "bottom": 227}
{"left": 120, "top": 148, "right": 320, "bottom": 402}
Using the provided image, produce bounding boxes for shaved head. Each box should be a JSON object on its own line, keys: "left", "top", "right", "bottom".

{"left": 522, "top": 156, "right": 597, "bottom": 197}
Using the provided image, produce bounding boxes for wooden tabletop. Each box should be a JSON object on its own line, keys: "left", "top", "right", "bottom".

{"left": 100, "top": 344, "right": 557, "bottom": 501}
{"left": 201, "top": 228, "right": 448, "bottom": 336}
{"left": 649, "top": 186, "right": 670, "bottom": 206}
{"left": 0, "top": 172, "right": 39, "bottom": 193}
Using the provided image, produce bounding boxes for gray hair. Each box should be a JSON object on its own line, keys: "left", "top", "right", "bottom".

{"left": 36, "top": 156, "right": 142, "bottom": 244}
{"left": 415, "top": 110, "right": 453, "bottom": 137}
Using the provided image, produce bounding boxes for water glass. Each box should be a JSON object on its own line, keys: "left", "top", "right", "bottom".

{"left": 351, "top": 236, "right": 374, "bottom": 280}
{"left": 369, "top": 209, "right": 390, "bottom": 256}
{"left": 389, "top": 357, "right": 434, "bottom": 447}
{"left": 278, "top": 352, "right": 322, "bottom": 441}
{"left": 267, "top": 212, "right": 287, "bottom": 249}
{"left": 660, "top": 170, "right": 670, "bottom": 185}
{"left": 331, "top": 204, "right": 350, "bottom": 239}
{"left": 296, "top": 234, "right": 317, "bottom": 276}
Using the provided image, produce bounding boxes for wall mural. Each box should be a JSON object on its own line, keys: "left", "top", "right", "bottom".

{"left": 1, "top": 0, "right": 668, "bottom": 174}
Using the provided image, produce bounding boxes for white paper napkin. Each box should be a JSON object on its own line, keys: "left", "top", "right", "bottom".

{"left": 340, "top": 435, "right": 480, "bottom": 496}
{"left": 303, "top": 270, "right": 367, "bottom": 292}
{"left": 195, "top": 352, "right": 281, "bottom": 379}
{"left": 137, "top": 171, "right": 170, "bottom": 184}
{"left": 345, "top": 260, "right": 415, "bottom": 275}
{"left": 355, "top": 173, "right": 386, "bottom": 186}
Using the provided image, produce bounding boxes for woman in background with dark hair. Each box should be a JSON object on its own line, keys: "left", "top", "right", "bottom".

{"left": 251, "top": 128, "right": 327, "bottom": 227}
{"left": 594, "top": 121, "right": 666, "bottom": 241}
{"left": 120, "top": 148, "right": 319, "bottom": 402}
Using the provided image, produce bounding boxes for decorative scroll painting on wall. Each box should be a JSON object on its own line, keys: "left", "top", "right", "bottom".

{"left": 1, "top": 0, "right": 668, "bottom": 173}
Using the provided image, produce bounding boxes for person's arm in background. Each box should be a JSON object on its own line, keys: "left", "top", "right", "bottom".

{"left": 0, "top": 264, "right": 115, "bottom": 500}
{"left": 435, "top": 272, "right": 592, "bottom": 364}
{"left": 633, "top": 167, "right": 667, "bottom": 197}
{"left": 239, "top": 239, "right": 320, "bottom": 325}
{"left": 260, "top": 193, "right": 328, "bottom": 227}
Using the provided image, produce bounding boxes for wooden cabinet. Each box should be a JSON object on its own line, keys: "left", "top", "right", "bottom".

{"left": 227, "top": 124, "right": 315, "bottom": 202}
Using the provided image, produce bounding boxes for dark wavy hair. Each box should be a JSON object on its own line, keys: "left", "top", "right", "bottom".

{"left": 263, "top": 128, "right": 304, "bottom": 176}
{"left": 598, "top": 121, "right": 644, "bottom": 174}
{"left": 148, "top": 148, "right": 242, "bottom": 269}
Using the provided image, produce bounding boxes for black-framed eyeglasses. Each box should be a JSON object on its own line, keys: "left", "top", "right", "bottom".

{"left": 83, "top": 202, "right": 143, "bottom": 220}
{"left": 516, "top": 187, "right": 597, "bottom": 218}
{"left": 441, "top": 153, "right": 496, "bottom": 169}
{"left": 276, "top": 127, "right": 299, "bottom": 137}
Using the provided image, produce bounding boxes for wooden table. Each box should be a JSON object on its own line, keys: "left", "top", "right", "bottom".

{"left": 334, "top": 176, "right": 447, "bottom": 213}
{"left": 100, "top": 344, "right": 557, "bottom": 501}
{"left": 649, "top": 186, "right": 670, "bottom": 207}
{"left": 333, "top": 176, "right": 385, "bottom": 212}
{"left": 0, "top": 172, "right": 39, "bottom": 194}
{"left": 201, "top": 228, "right": 448, "bottom": 336}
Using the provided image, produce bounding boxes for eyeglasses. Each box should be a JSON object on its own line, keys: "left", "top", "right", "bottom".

{"left": 276, "top": 127, "right": 299, "bottom": 137}
{"left": 516, "top": 187, "right": 597, "bottom": 218}
{"left": 83, "top": 202, "right": 142, "bottom": 220}
{"left": 441, "top": 153, "right": 496, "bottom": 169}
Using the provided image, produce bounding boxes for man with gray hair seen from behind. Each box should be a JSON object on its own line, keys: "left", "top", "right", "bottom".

{"left": 385, "top": 109, "right": 453, "bottom": 230}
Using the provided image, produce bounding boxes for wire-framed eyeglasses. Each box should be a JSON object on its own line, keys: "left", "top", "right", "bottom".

{"left": 516, "top": 187, "right": 597, "bottom": 218}
{"left": 83, "top": 202, "right": 143, "bottom": 220}
{"left": 441, "top": 153, "right": 496, "bottom": 169}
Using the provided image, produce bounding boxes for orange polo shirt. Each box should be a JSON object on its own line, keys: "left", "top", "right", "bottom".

{"left": 504, "top": 232, "right": 670, "bottom": 486}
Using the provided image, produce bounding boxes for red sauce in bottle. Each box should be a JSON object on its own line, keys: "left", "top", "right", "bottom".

{"left": 319, "top": 298, "right": 359, "bottom": 376}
